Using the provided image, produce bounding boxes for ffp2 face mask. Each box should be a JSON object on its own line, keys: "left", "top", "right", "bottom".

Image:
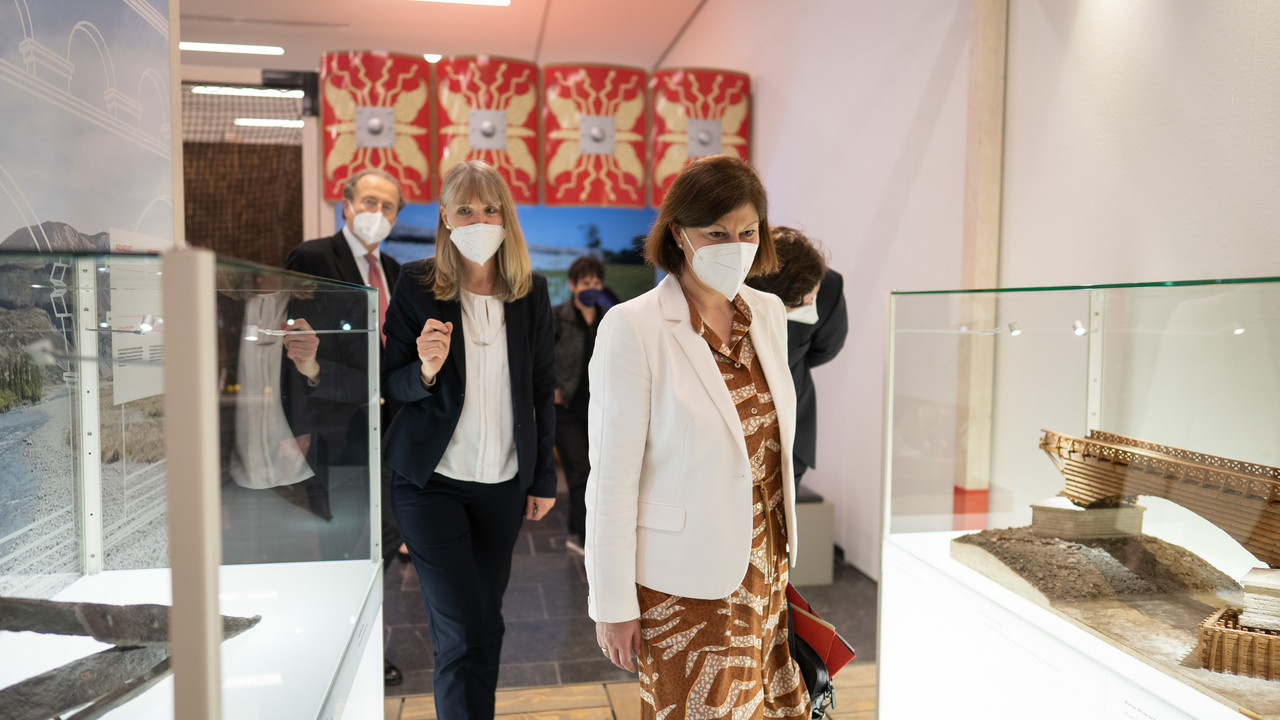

{"left": 350, "top": 209, "right": 392, "bottom": 245}
{"left": 450, "top": 223, "right": 506, "bottom": 266}
{"left": 682, "top": 228, "right": 757, "bottom": 302}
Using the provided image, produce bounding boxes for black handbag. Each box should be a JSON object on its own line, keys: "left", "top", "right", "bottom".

{"left": 788, "top": 608, "right": 837, "bottom": 719}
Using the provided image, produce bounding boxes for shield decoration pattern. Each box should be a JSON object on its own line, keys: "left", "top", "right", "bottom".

{"left": 321, "top": 51, "right": 433, "bottom": 202}
{"left": 650, "top": 68, "right": 751, "bottom": 207}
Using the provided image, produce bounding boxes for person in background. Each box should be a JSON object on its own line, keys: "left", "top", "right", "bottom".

{"left": 382, "top": 160, "right": 557, "bottom": 720}
{"left": 282, "top": 167, "right": 406, "bottom": 686}
{"left": 553, "top": 255, "right": 610, "bottom": 556}
{"left": 745, "top": 226, "right": 848, "bottom": 487}
{"left": 586, "top": 155, "right": 809, "bottom": 720}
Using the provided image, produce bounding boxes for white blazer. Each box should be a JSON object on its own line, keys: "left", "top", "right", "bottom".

{"left": 584, "top": 275, "right": 799, "bottom": 623}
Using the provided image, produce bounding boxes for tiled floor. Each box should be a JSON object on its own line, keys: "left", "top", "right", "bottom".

{"left": 383, "top": 487, "right": 879, "bottom": 702}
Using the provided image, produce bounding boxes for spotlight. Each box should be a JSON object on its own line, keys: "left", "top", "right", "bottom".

{"left": 1007, "top": 322, "right": 1021, "bottom": 337}
{"left": 138, "top": 314, "right": 157, "bottom": 334}
{"left": 1072, "top": 320, "right": 1087, "bottom": 336}
{"left": 245, "top": 325, "right": 260, "bottom": 342}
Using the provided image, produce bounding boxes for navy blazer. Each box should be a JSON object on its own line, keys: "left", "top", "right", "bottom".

{"left": 382, "top": 258, "right": 557, "bottom": 498}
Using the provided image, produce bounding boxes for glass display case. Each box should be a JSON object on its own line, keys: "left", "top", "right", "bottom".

{"left": 0, "top": 251, "right": 383, "bottom": 718}
{"left": 879, "top": 277, "right": 1280, "bottom": 720}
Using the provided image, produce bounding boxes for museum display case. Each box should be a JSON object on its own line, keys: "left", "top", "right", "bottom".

{"left": 879, "top": 277, "right": 1280, "bottom": 720}
{"left": 0, "top": 251, "right": 383, "bottom": 718}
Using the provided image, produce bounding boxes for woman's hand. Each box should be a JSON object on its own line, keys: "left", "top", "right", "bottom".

{"left": 596, "top": 620, "right": 642, "bottom": 672}
{"left": 417, "top": 319, "right": 453, "bottom": 383}
{"left": 525, "top": 495, "right": 555, "bottom": 521}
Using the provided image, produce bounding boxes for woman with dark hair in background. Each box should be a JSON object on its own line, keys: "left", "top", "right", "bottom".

{"left": 585, "top": 155, "right": 810, "bottom": 720}
{"left": 381, "top": 160, "right": 557, "bottom": 720}
{"left": 745, "top": 226, "right": 848, "bottom": 487}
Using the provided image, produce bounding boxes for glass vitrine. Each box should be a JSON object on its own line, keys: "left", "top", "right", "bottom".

{"left": 880, "top": 277, "right": 1280, "bottom": 720}
{"left": 0, "top": 251, "right": 382, "bottom": 718}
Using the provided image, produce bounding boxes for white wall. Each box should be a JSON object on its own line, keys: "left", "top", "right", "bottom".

{"left": 665, "top": 0, "right": 973, "bottom": 578}
{"left": 1002, "top": 1, "right": 1280, "bottom": 286}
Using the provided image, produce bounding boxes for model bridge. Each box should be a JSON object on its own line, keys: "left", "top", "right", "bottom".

{"left": 1040, "top": 429, "right": 1280, "bottom": 568}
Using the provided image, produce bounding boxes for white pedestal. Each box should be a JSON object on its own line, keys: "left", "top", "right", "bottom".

{"left": 879, "top": 532, "right": 1243, "bottom": 720}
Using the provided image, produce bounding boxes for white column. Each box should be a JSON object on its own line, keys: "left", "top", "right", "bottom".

{"left": 163, "top": 247, "right": 221, "bottom": 720}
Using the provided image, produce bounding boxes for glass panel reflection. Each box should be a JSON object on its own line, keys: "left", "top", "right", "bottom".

{"left": 217, "top": 259, "right": 375, "bottom": 564}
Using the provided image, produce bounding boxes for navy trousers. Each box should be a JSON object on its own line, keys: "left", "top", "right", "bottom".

{"left": 392, "top": 472, "right": 525, "bottom": 720}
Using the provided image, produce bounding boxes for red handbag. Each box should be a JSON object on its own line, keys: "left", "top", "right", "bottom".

{"left": 786, "top": 584, "right": 856, "bottom": 676}
{"left": 786, "top": 584, "right": 856, "bottom": 718}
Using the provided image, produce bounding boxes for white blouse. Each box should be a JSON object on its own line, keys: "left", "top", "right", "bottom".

{"left": 435, "top": 289, "right": 518, "bottom": 484}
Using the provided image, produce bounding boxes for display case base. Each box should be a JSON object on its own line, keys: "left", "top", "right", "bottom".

{"left": 881, "top": 532, "right": 1275, "bottom": 720}
{"left": 0, "top": 561, "right": 381, "bottom": 719}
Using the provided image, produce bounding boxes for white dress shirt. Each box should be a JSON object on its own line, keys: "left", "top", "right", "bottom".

{"left": 435, "top": 289, "right": 518, "bottom": 484}
{"left": 340, "top": 225, "right": 387, "bottom": 289}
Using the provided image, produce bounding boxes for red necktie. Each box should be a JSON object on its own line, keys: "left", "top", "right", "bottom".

{"left": 365, "top": 253, "right": 388, "bottom": 345}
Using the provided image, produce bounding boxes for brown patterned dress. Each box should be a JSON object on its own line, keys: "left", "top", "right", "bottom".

{"left": 634, "top": 296, "right": 810, "bottom": 720}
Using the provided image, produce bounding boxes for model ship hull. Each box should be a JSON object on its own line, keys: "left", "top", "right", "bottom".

{"left": 1039, "top": 429, "right": 1280, "bottom": 568}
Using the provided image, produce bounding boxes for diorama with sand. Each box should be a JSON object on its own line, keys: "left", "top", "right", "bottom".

{"left": 951, "top": 429, "right": 1280, "bottom": 718}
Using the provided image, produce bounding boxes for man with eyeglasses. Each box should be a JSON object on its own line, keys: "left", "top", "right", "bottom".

{"left": 282, "top": 168, "right": 406, "bottom": 687}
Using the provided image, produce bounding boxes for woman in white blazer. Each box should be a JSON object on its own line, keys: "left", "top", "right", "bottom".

{"left": 585, "top": 156, "right": 809, "bottom": 720}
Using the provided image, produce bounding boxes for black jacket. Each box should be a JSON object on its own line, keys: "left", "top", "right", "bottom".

{"left": 788, "top": 268, "right": 849, "bottom": 470}
{"left": 381, "top": 258, "right": 557, "bottom": 498}
{"left": 282, "top": 232, "right": 403, "bottom": 462}
{"left": 552, "top": 299, "right": 606, "bottom": 410}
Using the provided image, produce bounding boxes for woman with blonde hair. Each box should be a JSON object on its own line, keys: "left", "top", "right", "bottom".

{"left": 382, "top": 160, "right": 557, "bottom": 720}
{"left": 586, "top": 155, "right": 810, "bottom": 720}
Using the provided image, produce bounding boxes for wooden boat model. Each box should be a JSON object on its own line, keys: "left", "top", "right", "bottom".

{"left": 1039, "top": 429, "right": 1280, "bottom": 568}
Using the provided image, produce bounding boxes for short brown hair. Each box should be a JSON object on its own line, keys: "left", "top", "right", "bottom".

{"left": 568, "top": 255, "right": 605, "bottom": 283}
{"left": 744, "top": 227, "right": 827, "bottom": 307}
{"left": 643, "top": 155, "right": 777, "bottom": 277}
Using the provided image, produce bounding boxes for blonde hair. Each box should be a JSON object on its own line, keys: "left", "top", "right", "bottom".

{"left": 431, "top": 161, "right": 531, "bottom": 302}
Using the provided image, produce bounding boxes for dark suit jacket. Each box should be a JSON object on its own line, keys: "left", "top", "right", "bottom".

{"left": 286, "top": 231, "right": 402, "bottom": 292}
{"left": 382, "top": 258, "right": 557, "bottom": 499}
{"left": 552, "top": 299, "right": 606, "bottom": 411}
{"left": 283, "top": 231, "right": 402, "bottom": 461}
{"left": 788, "top": 268, "right": 849, "bottom": 470}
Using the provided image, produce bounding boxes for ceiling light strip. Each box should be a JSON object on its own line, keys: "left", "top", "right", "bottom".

{"left": 180, "top": 41, "right": 284, "bottom": 56}
{"left": 407, "top": 0, "right": 511, "bottom": 6}
{"left": 192, "top": 86, "right": 304, "bottom": 98}
{"left": 234, "top": 118, "right": 305, "bottom": 128}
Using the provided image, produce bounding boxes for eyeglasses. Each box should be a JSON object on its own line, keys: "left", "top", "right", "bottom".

{"left": 357, "top": 196, "right": 398, "bottom": 215}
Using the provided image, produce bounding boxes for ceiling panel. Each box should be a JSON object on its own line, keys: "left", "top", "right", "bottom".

{"left": 178, "top": 0, "right": 703, "bottom": 73}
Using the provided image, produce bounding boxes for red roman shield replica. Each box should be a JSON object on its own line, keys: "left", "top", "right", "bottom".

{"left": 543, "top": 64, "right": 647, "bottom": 208}
{"left": 435, "top": 56, "right": 540, "bottom": 204}
{"left": 650, "top": 68, "right": 751, "bottom": 207}
{"left": 321, "top": 51, "right": 433, "bottom": 203}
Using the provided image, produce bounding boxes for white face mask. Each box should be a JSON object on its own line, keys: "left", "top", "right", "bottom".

{"left": 787, "top": 302, "right": 820, "bottom": 325}
{"left": 681, "top": 228, "right": 757, "bottom": 302}
{"left": 350, "top": 209, "right": 392, "bottom": 246}
{"left": 450, "top": 223, "right": 506, "bottom": 266}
